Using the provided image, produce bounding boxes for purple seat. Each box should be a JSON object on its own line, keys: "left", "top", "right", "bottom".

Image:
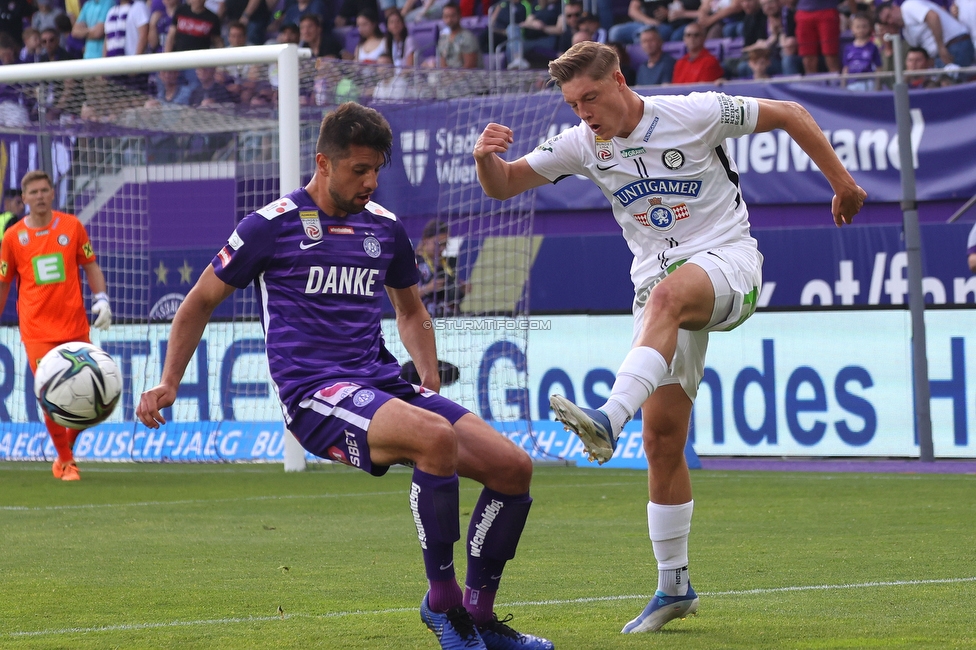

{"left": 410, "top": 23, "right": 439, "bottom": 59}
{"left": 345, "top": 27, "right": 360, "bottom": 55}
{"left": 627, "top": 43, "right": 648, "bottom": 68}
{"left": 483, "top": 51, "right": 506, "bottom": 70}
{"left": 704, "top": 38, "right": 723, "bottom": 59}
{"left": 662, "top": 41, "right": 685, "bottom": 58}
{"left": 461, "top": 15, "right": 490, "bottom": 30}
{"left": 722, "top": 37, "right": 743, "bottom": 60}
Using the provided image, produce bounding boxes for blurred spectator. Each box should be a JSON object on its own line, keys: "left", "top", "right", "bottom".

{"left": 609, "top": 0, "right": 674, "bottom": 44}
{"left": 32, "top": 0, "right": 65, "bottom": 34}
{"left": 349, "top": 9, "right": 387, "bottom": 62}
{"left": 668, "top": 0, "right": 704, "bottom": 41}
{"left": 405, "top": 0, "right": 448, "bottom": 23}
{"left": 224, "top": 0, "right": 276, "bottom": 43}
{"left": 437, "top": 2, "right": 480, "bottom": 67}
{"left": 277, "top": 0, "right": 326, "bottom": 31}
{"left": 147, "top": 69, "right": 194, "bottom": 106}
{"left": 39, "top": 27, "right": 72, "bottom": 60}
{"left": 189, "top": 66, "right": 237, "bottom": 104}
{"left": 149, "top": 0, "right": 181, "bottom": 52}
{"left": 672, "top": 21, "right": 724, "bottom": 81}
{"left": 698, "top": 0, "right": 744, "bottom": 38}
{"left": 609, "top": 40, "right": 637, "bottom": 83}
{"left": 778, "top": 0, "right": 801, "bottom": 73}
{"left": 0, "top": 35, "right": 30, "bottom": 127}
{"left": 55, "top": 13, "right": 84, "bottom": 57}
{"left": 300, "top": 14, "right": 342, "bottom": 57}
{"left": 73, "top": 0, "right": 116, "bottom": 59}
{"left": 879, "top": 0, "right": 973, "bottom": 67}
{"left": 635, "top": 25, "right": 675, "bottom": 83}
{"left": 729, "top": 0, "right": 780, "bottom": 76}
{"left": 20, "top": 27, "right": 42, "bottom": 62}
{"left": 745, "top": 43, "right": 772, "bottom": 76}
{"left": 954, "top": 0, "right": 976, "bottom": 49}
{"left": 337, "top": 0, "right": 381, "bottom": 27}
{"left": 905, "top": 45, "right": 942, "bottom": 85}
{"left": 482, "top": 0, "right": 530, "bottom": 61}
{"left": 739, "top": 0, "right": 768, "bottom": 46}
{"left": 555, "top": 0, "right": 584, "bottom": 52}
{"left": 0, "top": 189, "right": 24, "bottom": 234}
{"left": 226, "top": 19, "right": 248, "bottom": 46}
{"left": 384, "top": 8, "right": 417, "bottom": 66}
{"left": 277, "top": 21, "right": 301, "bottom": 43}
{"left": 967, "top": 221, "right": 976, "bottom": 273}
{"left": 520, "top": 0, "right": 562, "bottom": 62}
{"left": 416, "top": 219, "right": 469, "bottom": 317}
{"left": 577, "top": 11, "right": 607, "bottom": 42}
{"left": 795, "top": 0, "right": 841, "bottom": 73}
{"left": 166, "top": 0, "right": 222, "bottom": 53}
{"left": 104, "top": 0, "right": 151, "bottom": 57}
{"left": 0, "top": 0, "right": 31, "bottom": 48}
{"left": 842, "top": 12, "right": 880, "bottom": 89}
{"left": 372, "top": 52, "right": 414, "bottom": 98}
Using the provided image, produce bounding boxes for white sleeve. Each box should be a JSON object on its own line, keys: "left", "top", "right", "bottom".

{"left": 900, "top": 0, "right": 930, "bottom": 27}
{"left": 522, "top": 123, "right": 589, "bottom": 183}
{"left": 659, "top": 92, "right": 760, "bottom": 149}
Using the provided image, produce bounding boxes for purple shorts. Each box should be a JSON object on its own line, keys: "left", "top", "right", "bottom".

{"left": 288, "top": 376, "right": 470, "bottom": 476}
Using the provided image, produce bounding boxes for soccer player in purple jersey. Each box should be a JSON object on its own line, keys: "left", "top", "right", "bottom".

{"left": 136, "top": 103, "right": 553, "bottom": 650}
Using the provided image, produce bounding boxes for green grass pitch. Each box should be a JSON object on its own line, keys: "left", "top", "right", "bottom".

{"left": 1, "top": 461, "right": 974, "bottom": 649}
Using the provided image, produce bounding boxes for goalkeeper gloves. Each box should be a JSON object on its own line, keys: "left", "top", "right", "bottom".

{"left": 91, "top": 292, "right": 112, "bottom": 330}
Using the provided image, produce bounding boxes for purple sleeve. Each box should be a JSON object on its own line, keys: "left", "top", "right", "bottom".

{"left": 872, "top": 43, "right": 882, "bottom": 69}
{"left": 384, "top": 220, "right": 421, "bottom": 289}
{"left": 211, "top": 213, "right": 278, "bottom": 289}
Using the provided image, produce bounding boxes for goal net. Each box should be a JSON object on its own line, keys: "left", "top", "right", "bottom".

{"left": 0, "top": 49, "right": 560, "bottom": 465}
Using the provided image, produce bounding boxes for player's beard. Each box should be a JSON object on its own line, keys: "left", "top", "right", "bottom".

{"left": 329, "top": 181, "right": 368, "bottom": 216}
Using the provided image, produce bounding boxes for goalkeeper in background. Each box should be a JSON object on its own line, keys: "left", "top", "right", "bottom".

{"left": 0, "top": 170, "right": 113, "bottom": 482}
{"left": 137, "top": 103, "right": 553, "bottom": 650}
{"left": 474, "top": 41, "right": 865, "bottom": 633}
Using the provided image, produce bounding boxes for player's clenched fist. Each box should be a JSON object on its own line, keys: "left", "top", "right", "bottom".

{"left": 473, "top": 123, "right": 515, "bottom": 160}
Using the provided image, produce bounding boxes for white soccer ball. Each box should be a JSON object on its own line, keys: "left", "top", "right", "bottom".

{"left": 34, "top": 342, "right": 122, "bottom": 429}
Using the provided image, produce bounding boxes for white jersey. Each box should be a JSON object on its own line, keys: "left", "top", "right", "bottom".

{"left": 524, "top": 91, "right": 760, "bottom": 292}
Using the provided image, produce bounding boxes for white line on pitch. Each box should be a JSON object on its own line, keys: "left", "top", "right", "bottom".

{"left": 6, "top": 577, "right": 975, "bottom": 639}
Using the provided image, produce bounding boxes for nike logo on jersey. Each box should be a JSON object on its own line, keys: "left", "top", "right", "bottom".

{"left": 299, "top": 240, "right": 324, "bottom": 250}
{"left": 597, "top": 164, "right": 618, "bottom": 171}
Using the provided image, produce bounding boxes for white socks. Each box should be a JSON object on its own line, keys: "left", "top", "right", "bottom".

{"left": 647, "top": 500, "right": 694, "bottom": 597}
{"left": 602, "top": 346, "right": 669, "bottom": 435}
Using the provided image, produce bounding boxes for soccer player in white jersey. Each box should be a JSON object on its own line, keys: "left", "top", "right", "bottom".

{"left": 473, "top": 41, "right": 866, "bottom": 633}
{"left": 137, "top": 103, "right": 553, "bottom": 650}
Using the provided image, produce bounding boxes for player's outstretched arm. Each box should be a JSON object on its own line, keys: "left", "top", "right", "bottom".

{"left": 754, "top": 99, "right": 867, "bottom": 227}
{"left": 387, "top": 284, "right": 441, "bottom": 393}
{"left": 473, "top": 122, "right": 549, "bottom": 200}
{"left": 136, "top": 265, "right": 236, "bottom": 428}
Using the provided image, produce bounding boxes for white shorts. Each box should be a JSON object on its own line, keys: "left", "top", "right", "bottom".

{"left": 631, "top": 241, "right": 763, "bottom": 401}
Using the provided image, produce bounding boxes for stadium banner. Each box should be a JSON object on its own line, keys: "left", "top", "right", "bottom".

{"left": 3, "top": 310, "right": 976, "bottom": 462}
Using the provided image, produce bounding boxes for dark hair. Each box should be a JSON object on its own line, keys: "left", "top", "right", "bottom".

{"left": 549, "top": 41, "right": 619, "bottom": 87}
{"left": 4, "top": 188, "right": 22, "bottom": 198}
{"left": 316, "top": 102, "right": 393, "bottom": 165}
{"left": 578, "top": 11, "right": 599, "bottom": 25}
{"left": 0, "top": 33, "right": 15, "bottom": 51}
{"left": 280, "top": 23, "right": 300, "bottom": 36}
{"left": 227, "top": 19, "right": 246, "bottom": 32}
{"left": 907, "top": 46, "right": 930, "bottom": 58}
{"left": 442, "top": 2, "right": 460, "bottom": 14}
{"left": 299, "top": 13, "right": 321, "bottom": 28}
{"left": 422, "top": 219, "right": 449, "bottom": 240}
{"left": 384, "top": 8, "right": 408, "bottom": 48}
{"left": 54, "top": 13, "right": 72, "bottom": 32}
{"left": 357, "top": 8, "right": 383, "bottom": 44}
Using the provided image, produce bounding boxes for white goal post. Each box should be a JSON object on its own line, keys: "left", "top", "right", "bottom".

{"left": 0, "top": 45, "right": 310, "bottom": 471}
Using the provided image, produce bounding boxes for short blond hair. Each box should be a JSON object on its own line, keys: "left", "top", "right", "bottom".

{"left": 21, "top": 170, "right": 53, "bottom": 191}
{"left": 548, "top": 41, "right": 620, "bottom": 87}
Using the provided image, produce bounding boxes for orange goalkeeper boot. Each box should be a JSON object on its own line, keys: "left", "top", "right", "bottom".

{"left": 61, "top": 462, "right": 81, "bottom": 482}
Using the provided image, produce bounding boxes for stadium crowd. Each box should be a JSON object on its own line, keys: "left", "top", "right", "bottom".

{"left": 0, "top": 0, "right": 973, "bottom": 124}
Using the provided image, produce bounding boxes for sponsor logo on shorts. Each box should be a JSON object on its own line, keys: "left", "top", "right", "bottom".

{"left": 363, "top": 236, "right": 381, "bottom": 259}
{"left": 326, "top": 445, "right": 349, "bottom": 465}
{"left": 353, "top": 389, "right": 375, "bottom": 407}
{"left": 344, "top": 430, "right": 361, "bottom": 467}
{"left": 318, "top": 382, "right": 360, "bottom": 406}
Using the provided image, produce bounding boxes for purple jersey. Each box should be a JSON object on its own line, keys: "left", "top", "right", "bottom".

{"left": 212, "top": 188, "right": 421, "bottom": 416}
{"left": 843, "top": 40, "right": 881, "bottom": 74}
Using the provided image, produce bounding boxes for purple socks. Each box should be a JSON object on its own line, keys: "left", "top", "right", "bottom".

{"left": 410, "top": 468, "right": 462, "bottom": 612}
